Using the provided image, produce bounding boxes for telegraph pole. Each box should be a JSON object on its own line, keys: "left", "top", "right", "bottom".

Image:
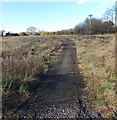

{"left": 0, "top": 24, "right": 4, "bottom": 37}
{"left": 89, "top": 14, "right": 93, "bottom": 35}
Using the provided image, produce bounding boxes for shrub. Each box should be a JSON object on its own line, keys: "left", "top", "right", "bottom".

{"left": 18, "top": 32, "right": 27, "bottom": 36}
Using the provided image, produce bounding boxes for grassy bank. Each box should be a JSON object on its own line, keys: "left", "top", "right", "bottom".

{"left": 2, "top": 36, "right": 67, "bottom": 114}
{"left": 72, "top": 35, "right": 116, "bottom": 118}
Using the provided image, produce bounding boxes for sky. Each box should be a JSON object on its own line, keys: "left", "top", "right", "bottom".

{"left": 0, "top": 0, "right": 116, "bottom": 33}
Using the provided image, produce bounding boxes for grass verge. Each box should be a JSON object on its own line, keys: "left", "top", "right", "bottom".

{"left": 72, "top": 35, "right": 116, "bottom": 118}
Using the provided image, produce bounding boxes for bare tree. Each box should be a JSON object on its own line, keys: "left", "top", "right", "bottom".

{"left": 27, "top": 26, "right": 37, "bottom": 34}
{"left": 103, "top": 8, "right": 110, "bottom": 22}
{"left": 74, "top": 17, "right": 113, "bottom": 35}
{"left": 91, "top": 19, "right": 104, "bottom": 34}
{"left": 74, "top": 22, "right": 86, "bottom": 34}
{"left": 109, "top": 6, "right": 115, "bottom": 23}
{"left": 102, "top": 4, "right": 116, "bottom": 25}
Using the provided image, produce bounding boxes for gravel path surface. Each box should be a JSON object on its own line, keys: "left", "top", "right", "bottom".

{"left": 4, "top": 40, "right": 103, "bottom": 119}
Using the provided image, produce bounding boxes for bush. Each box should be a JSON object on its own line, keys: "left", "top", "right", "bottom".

{"left": 6, "top": 32, "right": 19, "bottom": 36}
{"left": 19, "top": 32, "right": 27, "bottom": 36}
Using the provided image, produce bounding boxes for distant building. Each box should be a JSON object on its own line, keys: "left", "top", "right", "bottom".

{"left": 115, "top": 1, "right": 117, "bottom": 25}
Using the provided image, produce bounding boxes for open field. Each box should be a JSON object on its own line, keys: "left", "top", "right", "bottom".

{"left": 1, "top": 35, "right": 116, "bottom": 118}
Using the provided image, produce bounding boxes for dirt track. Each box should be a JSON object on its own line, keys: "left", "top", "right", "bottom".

{"left": 4, "top": 40, "right": 103, "bottom": 119}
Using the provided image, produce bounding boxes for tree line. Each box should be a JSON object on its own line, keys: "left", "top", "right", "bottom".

{"left": 2, "top": 18, "right": 116, "bottom": 37}
{"left": 74, "top": 18, "right": 116, "bottom": 35}
{"left": 40, "top": 18, "right": 117, "bottom": 35}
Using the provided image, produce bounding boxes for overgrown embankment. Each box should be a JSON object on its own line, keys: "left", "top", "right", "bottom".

{"left": 2, "top": 36, "right": 67, "bottom": 114}
{"left": 71, "top": 35, "right": 116, "bottom": 118}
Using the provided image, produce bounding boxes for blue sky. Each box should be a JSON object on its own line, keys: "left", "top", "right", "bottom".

{"left": 0, "top": 0, "right": 116, "bottom": 32}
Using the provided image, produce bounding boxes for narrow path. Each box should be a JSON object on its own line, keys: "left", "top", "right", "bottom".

{"left": 5, "top": 40, "right": 103, "bottom": 119}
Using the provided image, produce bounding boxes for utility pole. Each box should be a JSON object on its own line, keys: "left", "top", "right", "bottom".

{"left": 0, "top": 24, "right": 4, "bottom": 37}
{"left": 89, "top": 14, "right": 93, "bottom": 35}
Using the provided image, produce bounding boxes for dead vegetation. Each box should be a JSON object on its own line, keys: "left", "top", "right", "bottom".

{"left": 2, "top": 36, "right": 67, "bottom": 114}
{"left": 1, "top": 35, "right": 116, "bottom": 118}
{"left": 72, "top": 35, "right": 116, "bottom": 118}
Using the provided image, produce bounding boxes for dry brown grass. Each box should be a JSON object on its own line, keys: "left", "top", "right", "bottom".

{"left": 2, "top": 36, "right": 67, "bottom": 114}
{"left": 72, "top": 35, "right": 116, "bottom": 118}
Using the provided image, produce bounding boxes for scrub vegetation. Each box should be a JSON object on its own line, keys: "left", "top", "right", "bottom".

{"left": 1, "top": 34, "right": 116, "bottom": 118}
{"left": 2, "top": 36, "right": 67, "bottom": 114}
{"left": 72, "top": 34, "right": 116, "bottom": 118}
